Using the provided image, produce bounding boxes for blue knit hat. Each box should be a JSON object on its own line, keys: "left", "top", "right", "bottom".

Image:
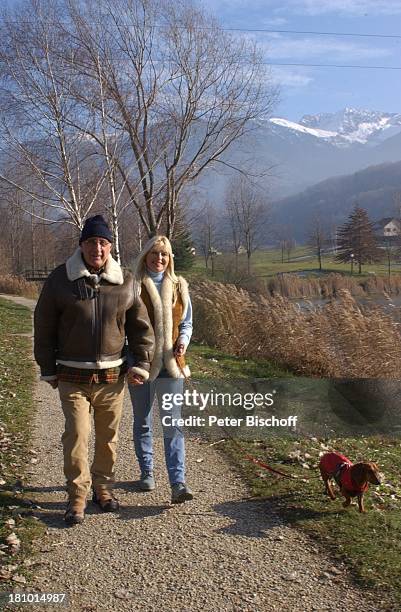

{"left": 80, "top": 215, "right": 112, "bottom": 244}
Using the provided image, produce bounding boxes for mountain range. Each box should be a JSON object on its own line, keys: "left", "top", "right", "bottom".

{"left": 193, "top": 107, "right": 401, "bottom": 240}
{"left": 279, "top": 107, "right": 401, "bottom": 147}
{"left": 257, "top": 107, "right": 401, "bottom": 198}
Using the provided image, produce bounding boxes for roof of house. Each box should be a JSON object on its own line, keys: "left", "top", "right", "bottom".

{"left": 375, "top": 217, "right": 401, "bottom": 230}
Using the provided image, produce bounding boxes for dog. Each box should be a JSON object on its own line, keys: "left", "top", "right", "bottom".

{"left": 319, "top": 451, "right": 381, "bottom": 513}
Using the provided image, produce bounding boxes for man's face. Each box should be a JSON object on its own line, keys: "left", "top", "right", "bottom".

{"left": 80, "top": 237, "right": 111, "bottom": 271}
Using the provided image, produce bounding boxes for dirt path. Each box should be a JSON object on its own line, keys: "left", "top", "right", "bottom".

{"left": 2, "top": 294, "right": 384, "bottom": 611}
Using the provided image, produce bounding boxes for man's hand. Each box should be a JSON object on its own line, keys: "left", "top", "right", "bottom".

{"left": 127, "top": 369, "right": 145, "bottom": 385}
{"left": 174, "top": 343, "right": 186, "bottom": 358}
{"left": 46, "top": 379, "right": 58, "bottom": 389}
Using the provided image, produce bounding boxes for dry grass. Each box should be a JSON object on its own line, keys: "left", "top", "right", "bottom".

{"left": 191, "top": 280, "right": 401, "bottom": 378}
{"left": 0, "top": 275, "right": 39, "bottom": 299}
{"left": 245, "top": 272, "right": 401, "bottom": 299}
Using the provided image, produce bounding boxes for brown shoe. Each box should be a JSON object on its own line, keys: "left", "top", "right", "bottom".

{"left": 92, "top": 487, "right": 119, "bottom": 512}
{"left": 64, "top": 497, "right": 86, "bottom": 525}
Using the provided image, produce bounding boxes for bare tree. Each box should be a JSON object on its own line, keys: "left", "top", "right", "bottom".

{"left": 64, "top": 0, "right": 277, "bottom": 238}
{"left": 284, "top": 237, "right": 296, "bottom": 263}
{"left": 0, "top": 2, "right": 110, "bottom": 233}
{"left": 225, "top": 179, "right": 268, "bottom": 274}
{"left": 0, "top": 0, "right": 277, "bottom": 261}
{"left": 308, "top": 216, "right": 327, "bottom": 271}
{"left": 271, "top": 225, "right": 293, "bottom": 264}
{"left": 224, "top": 186, "right": 243, "bottom": 274}
{"left": 194, "top": 203, "right": 220, "bottom": 275}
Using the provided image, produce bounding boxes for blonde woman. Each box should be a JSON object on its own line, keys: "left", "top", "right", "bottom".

{"left": 127, "top": 235, "right": 193, "bottom": 503}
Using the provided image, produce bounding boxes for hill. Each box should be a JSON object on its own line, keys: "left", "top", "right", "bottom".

{"left": 270, "top": 160, "right": 401, "bottom": 241}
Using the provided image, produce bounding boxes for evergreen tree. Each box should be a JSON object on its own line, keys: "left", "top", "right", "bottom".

{"left": 336, "top": 205, "right": 382, "bottom": 274}
{"left": 171, "top": 211, "right": 195, "bottom": 272}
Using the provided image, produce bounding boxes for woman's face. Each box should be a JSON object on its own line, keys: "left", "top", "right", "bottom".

{"left": 145, "top": 244, "right": 170, "bottom": 273}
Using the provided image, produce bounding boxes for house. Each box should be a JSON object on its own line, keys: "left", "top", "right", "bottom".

{"left": 375, "top": 217, "right": 401, "bottom": 243}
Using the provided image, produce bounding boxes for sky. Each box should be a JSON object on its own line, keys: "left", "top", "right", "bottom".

{"left": 201, "top": 0, "right": 401, "bottom": 121}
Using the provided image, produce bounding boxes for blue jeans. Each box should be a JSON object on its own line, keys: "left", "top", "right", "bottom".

{"left": 129, "top": 371, "right": 185, "bottom": 485}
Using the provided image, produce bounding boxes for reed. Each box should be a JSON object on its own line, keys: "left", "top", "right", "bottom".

{"left": 191, "top": 280, "right": 401, "bottom": 378}
{"left": 244, "top": 272, "right": 401, "bottom": 299}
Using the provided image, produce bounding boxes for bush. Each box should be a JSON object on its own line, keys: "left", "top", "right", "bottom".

{"left": 0, "top": 275, "right": 39, "bottom": 299}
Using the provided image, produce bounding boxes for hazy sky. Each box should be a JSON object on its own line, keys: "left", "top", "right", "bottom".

{"left": 202, "top": 0, "right": 401, "bottom": 120}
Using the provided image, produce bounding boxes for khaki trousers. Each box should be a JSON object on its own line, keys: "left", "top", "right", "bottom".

{"left": 58, "top": 378, "right": 125, "bottom": 498}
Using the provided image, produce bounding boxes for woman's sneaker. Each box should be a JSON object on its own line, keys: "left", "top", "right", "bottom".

{"left": 171, "top": 483, "right": 193, "bottom": 504}
{"left": 139, "top": 471, "right": 155, "bottom": 491}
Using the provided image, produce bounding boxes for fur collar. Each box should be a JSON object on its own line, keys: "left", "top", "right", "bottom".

{"left": 143, "top": 274, "right": 188, "bottom": 380}
{"left": 66, "top": 248, "right": 124, "bottom": 285}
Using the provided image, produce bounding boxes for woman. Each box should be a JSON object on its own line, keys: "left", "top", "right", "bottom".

{"left": 128, "top": 235, "right": 193, "bottom": 503}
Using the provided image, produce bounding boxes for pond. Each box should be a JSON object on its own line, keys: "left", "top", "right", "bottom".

{"left": 292, "top": 294, "right": 401, "bottom": 321}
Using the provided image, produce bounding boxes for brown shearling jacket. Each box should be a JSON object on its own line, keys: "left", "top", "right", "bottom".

{"left": 34, "top": 249, "right": 154, "bottom": 379}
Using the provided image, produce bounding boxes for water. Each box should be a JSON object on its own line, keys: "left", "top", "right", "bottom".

{"left": 292, "top": 294, "right": 401, "bottom": 321}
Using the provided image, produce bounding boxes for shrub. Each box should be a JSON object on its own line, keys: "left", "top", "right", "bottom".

{"left": 0, "top": 275, "right": 39, "bottom": 299}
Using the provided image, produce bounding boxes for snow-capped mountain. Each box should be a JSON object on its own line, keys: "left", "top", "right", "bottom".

{"left": 270, "top": 107, "right": 401, "bottom": 147}
{"left": 269, "top": 117, "right": 337, "bottom": 140}
{"left": 195, "top": 107, "right": 401, "bottom": 205}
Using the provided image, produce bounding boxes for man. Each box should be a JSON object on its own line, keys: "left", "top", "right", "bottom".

{"left": 34, "top": 215, "right": 154, "bottom": 525}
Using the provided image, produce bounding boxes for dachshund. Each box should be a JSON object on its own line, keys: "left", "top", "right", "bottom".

{"left": 319, "top": 451, "right": 381, "bottom": 513}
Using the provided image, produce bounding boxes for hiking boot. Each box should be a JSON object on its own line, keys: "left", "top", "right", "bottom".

{"left": 171, "top": 483, "right": 193, "bottom": 504}
{"left": 139, "top": 471, "right": 155, "bottom": 491}
{"left": 64, "top": 497, "right": 86, "bottom": 526}
{"left": 92, "top": 487, "right": 119, "bottom": 512}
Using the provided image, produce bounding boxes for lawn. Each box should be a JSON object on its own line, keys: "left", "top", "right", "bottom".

{"left": 223, "top": 435, "right": 401, "bottom": 608}
{"left": 0, "top": 298, "right": 42, "bottom": 588}
{"left": 187, "top": 247, "right": 401, "bottom": 282}
{"left": 188, "top": 343, "right": 401, "bottom": 608}
{"left": 189, "top": 343, "right": 292, "bottom": 380}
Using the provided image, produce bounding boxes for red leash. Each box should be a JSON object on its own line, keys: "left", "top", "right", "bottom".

{"left": 223, "top": 429, "right": 302, "bottom": 480}
{"left": 177, "top": 361, "right": 319, "bottom": 482}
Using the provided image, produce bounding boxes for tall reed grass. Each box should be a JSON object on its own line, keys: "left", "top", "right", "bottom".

{"left": 0, "top": 275, "right": 39, "bottom": 299}
{"left": 191, "top": 280, "right": 401, "bottom": 378}
{"left": 245, "top": 272, "right": 401, "bottom": 299}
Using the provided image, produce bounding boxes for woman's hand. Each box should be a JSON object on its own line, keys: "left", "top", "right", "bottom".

{"left": 127, "top": 368, "right": 145, "bottom": 385}
{"left": 174, "top": 343, "right": 186, "bottom": 357}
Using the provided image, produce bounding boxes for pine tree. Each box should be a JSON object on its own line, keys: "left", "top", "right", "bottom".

{"left": 336, "top": 205, "right": 382, "bottom": 274}
{"left": 171, "top": 210, "right": 195, "bottom": 272}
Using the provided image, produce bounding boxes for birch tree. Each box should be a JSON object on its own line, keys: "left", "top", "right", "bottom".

{"left": 0, "top": 0, "right": 277, "bottom": 247}
{"left": 65, "top": 0, "right": 277, "bottom": 237}
{"left": 0, "top": 1, "right": 109, "bottom": 232}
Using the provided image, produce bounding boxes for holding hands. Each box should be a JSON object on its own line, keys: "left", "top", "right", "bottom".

{"left": 127, "top": 368, "right": 145, "bottom": 385}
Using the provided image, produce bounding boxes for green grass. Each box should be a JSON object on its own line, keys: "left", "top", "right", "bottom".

{"left": 223, "top": 436, "right": 401, "bottom": 606}
{"left": 189, "top": 343, "right": 292, "bottom": 380}
{"left": 0, "top": 298, "right": 42, "bottom": 587}
{"left": 187, "top": 343, "right": 401, "bottom": 605}
{"left": 187, "top": 247, "right": 401, "bottom": 281}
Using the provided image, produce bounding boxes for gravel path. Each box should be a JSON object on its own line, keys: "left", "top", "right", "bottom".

{"left": 2, "top": 294, "right": 386, "bottom": 611}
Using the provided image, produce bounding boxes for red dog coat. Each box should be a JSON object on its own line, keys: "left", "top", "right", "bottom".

{"left": 320, "top": 452, "right": 368, "bottom": 495}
